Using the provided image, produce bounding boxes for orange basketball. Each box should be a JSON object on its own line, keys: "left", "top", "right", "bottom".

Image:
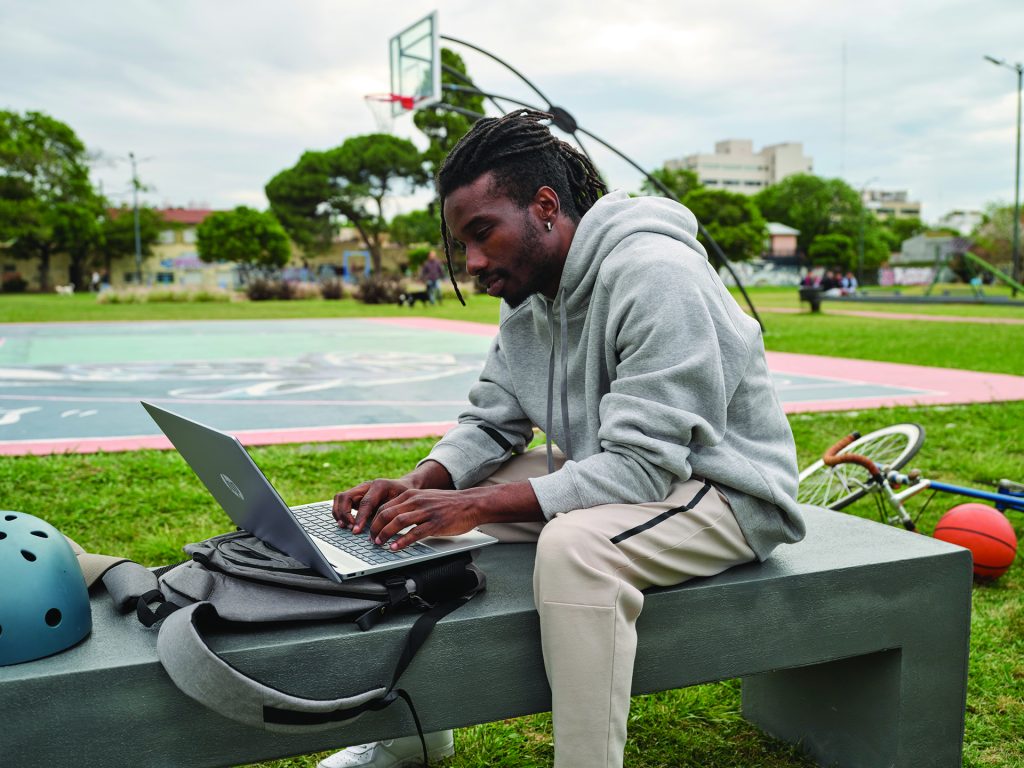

{"left": 933, "top": 503, "right": 1018, "bottom": 580}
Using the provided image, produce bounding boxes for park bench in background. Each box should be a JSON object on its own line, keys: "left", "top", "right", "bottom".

{"left": 1, "top": 505, "right": 972, "bottom": 768}
{"left": 798, "top": 286, "right": 824, "bottom": 312}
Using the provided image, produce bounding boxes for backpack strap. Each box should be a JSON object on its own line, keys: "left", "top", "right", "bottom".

{"left": 156, "top": 561, "right": 486, "bottom": 765}
{"left": 157, "top": 601, "right": 392, "bottom": 733}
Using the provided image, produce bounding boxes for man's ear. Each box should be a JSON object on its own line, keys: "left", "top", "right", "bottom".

{"left": 533, "top": 186, "right": 560, "bottom": 223}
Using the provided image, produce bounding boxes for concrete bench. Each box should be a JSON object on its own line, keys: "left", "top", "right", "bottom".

{"left": 798, "top": 286, "right": 824, "bottom": 312}
{"left": 0, "top": 505, "right": 972, "bottom": 768}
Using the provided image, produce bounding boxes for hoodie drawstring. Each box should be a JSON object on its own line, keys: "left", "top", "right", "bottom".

{"left": 545, "top": 297, "right": 572, "bottom": 474}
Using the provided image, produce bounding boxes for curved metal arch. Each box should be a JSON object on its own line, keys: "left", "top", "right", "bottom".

{"left": 433, "top": 39, "right": 764, "bottom": 329}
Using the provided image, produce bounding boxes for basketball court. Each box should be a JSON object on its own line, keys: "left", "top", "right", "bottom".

{"left": 3, "top": 317, "right": 1024, "bottom": 456}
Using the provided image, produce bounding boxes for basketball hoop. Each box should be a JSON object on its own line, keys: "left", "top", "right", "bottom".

{"left": 364, "top": 93, "right": 416, "bottom": 133}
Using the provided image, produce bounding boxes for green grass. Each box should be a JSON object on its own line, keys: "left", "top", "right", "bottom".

{"left": 2, "top": 290, "right": 1023, "bottom": 766}
{"left": 0, "top": 291, "right": 503, "bottom": 325}
{"left": 3, "top": 403, "right": 1021, "bottom": 768}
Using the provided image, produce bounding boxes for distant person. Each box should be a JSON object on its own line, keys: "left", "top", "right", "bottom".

{"left": 820, "top": 270, "right": 842, "bottom": 297}
{"left": 843, "top": 272, "right": 858, "bottom": 294}
{"left": 418, "top": 250, "right": 445, "bottom": 305}
{"left": 90, "top": 270, "right": 101, "bottom": 292}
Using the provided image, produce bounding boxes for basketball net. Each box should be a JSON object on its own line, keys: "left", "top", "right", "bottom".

{"left": 364, "top": 93, "right": 415, "bottom": 133}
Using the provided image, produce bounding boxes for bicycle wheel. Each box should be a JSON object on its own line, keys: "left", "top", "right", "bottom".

{"left": 797, "top": 423, "right": 925, "bottom": 510}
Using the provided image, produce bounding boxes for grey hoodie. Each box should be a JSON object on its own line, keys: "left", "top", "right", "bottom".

{"left": 424, "top": 191, "right": 805, "bottom": 559}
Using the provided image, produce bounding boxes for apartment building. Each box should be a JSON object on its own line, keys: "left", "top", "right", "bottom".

{"left": 666, "top": 139, "right": 813, "bottom": 195}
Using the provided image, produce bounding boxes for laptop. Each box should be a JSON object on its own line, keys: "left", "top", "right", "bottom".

{"left": 141, "top": 401, "right": 497, "bottom": 582}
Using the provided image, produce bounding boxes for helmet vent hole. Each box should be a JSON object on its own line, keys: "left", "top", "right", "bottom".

{"left": 45, "top": 609, "right": 62, "bottom": 627}
{"left": 31, "top": 530, "right": 48, "bottom": 538}
{"left": 4, "top": 514, "right": 16, "bottom": 521}
{"left": 21, "top": 549, "right": 37, "bottom": 562}
{"left": 0, "top": 531, "right": 6, "bottom": 540}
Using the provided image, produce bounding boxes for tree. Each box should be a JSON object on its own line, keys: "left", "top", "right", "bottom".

{"left": 971, "top": 203, "right": 1022, "bottom": 267}
{"left": 680, "top": 187, "right": 767, "bottom": 262}
{"left": 196, "top": 207, "right": 290, "bottom": 275}
{"left": 639, "top": 167, "right": 702, "bottom": 201}
{"left": 807, "top": 233, "right": 855, "bottom": 268}
{"left": 95, "top": 205, "right": 162, "bottom": 280}
{"left": 880, "top": 216, "right": 925, "bottom": 246}
{"left": 389, "top": 208, "right": 440, "bottom": 247}
{"left": 266, "top": 134, "right": 428, "bottom": 274}
{"left": 0, "top": 110, "right": 100, "bottom": 291}
{"left": 754, "top": 174, "right": 862, "bottom": 254}
{"left": 413, "top": 48, "right": 485, "bottom": 181}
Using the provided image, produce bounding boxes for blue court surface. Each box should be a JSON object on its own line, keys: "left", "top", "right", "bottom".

{"left": 2, "top": 318, "right": 1022, "bottom": 455}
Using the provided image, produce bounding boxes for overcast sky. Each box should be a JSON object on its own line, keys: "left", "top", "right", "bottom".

{"left": 3, "top": 0, "right": 1022, "bottom": 222}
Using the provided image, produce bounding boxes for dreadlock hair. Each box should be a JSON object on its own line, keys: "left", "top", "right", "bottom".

{"left": 437, "top": 109, "right": 608, "bottom": 305}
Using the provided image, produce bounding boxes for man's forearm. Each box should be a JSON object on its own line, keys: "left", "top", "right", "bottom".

{"left": 404, "top": 461, "right": 545, "bottom": 524}
{"left": 470, "top": 480, "right": 547, "bottom": 525}
{"left": 401, "top": 459, "right": 456, "bottom": 490}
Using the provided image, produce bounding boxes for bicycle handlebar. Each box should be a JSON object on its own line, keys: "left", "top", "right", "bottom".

{"left": 822, "top": 431, "right": 883, "bottom": 479}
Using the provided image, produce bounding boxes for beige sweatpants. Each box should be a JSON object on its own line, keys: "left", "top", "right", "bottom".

{"left": 476, "top": 448, "right": 757, "bottom": 768}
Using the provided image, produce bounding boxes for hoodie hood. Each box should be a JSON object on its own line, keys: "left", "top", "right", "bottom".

{"left": 554, "top": 190, "right": 707, "bottom": 316}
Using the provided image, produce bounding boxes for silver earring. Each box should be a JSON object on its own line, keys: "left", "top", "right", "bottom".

{"left": 545, "top": 221, "right": 552, "bottom": 232}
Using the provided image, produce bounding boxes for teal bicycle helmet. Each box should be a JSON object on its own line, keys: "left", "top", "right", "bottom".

{"left": 0, "top": 512, "right": 92, "bottom": 666}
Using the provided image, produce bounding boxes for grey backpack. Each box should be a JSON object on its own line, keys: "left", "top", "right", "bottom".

{"left": 102, "top": 530, "right": 486, "bottom": 763}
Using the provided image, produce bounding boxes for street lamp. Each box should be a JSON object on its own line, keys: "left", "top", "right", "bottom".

{"left": 985, "top": 54, "right": 1023, "bottom": 295}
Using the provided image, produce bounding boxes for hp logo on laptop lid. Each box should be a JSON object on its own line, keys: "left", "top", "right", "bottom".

{"left": 221, "top": 474, "right": 244, "bottom": 500}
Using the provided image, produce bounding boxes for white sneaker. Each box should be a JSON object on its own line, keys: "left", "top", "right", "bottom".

{"left": 317, "top": 730, "right": 455, "bottom": 768}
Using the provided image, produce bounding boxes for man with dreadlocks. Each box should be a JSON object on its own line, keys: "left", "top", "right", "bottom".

{"left": 323, "top": 109, "right": 805, "bottom": 768}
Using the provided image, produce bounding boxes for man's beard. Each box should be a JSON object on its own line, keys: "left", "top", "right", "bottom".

{"left": 496, "top": 220, "right": 560, "bottom": 309}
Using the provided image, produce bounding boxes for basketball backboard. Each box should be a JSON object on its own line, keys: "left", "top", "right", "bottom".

{"left": 388, "top": 10, "right": 441, "bottom": 117}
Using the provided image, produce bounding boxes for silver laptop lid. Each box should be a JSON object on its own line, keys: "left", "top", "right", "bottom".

{"left": 141, "top": 401, "right": 344, "bottom": 582}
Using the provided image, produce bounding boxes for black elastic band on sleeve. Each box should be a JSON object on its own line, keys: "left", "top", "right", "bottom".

{"left": 477, "top": 424, "right": 512, "bottom": 451}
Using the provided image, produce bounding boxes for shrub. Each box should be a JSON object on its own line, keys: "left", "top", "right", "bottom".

{"left": 96, "top": 287, "right": 236, "bottom": 304}
{"left": 1, "top": 273, "right": 29, "bottom": 293}
{"left": 320, "top": 279, "right": 346, "bottom": 300}
{"left": 246, "top": 278, "right": 290, "bottom": 301}
{"left": 406, "top": 246, "right": 432, "bottom": 274}
{"left": 289, "top": 281, "right": 323, "bottom": 300}
{"left": 356, "top": 274, "right": 403, "bottom": 304}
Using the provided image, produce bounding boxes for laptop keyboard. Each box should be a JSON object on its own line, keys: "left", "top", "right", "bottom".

{"left": 290, "top": 501, "right": 434, "bottom": 565}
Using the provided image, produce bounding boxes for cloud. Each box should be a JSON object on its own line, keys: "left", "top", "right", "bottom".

{"left": 3, "top": 0, "right": 1023, "bottom": 219}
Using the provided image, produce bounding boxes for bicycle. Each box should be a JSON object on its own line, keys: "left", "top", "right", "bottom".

{"left": 797, "top": 423, "right": 1024, "bottom": 531}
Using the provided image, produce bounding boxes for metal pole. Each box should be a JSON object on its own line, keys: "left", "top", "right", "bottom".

{"left": 1012, "top": 64, "right": 1022, "bottom": 293}
{"left": 129, "top": 151, "right": 142, "bottom": 285}
{"left": 984, "top": 56, "right": 1023, "bottom": 296}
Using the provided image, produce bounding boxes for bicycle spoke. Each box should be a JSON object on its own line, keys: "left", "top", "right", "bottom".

{"left": 797, "top": 423, "right": 925, "bottom": 511}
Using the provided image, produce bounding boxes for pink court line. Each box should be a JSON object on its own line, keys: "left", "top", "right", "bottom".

{"left": 0, "top": 421, "right": 457, "bottom": 457}
{"left": 767, "top": 351, "right": 1024, "bottom": 413}
{"left": 366, "top": 317, "right": 497, "bottom": 336}
{"left": 0, "top": 394, "right": 468, "bottom": 408}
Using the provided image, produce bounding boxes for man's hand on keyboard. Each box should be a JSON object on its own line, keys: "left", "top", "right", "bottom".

{"left": 332, "top": 478, "right": 415, "bottom": 536}
{"left": 368, "top": 488, "right": 486, "bottom": 550}
{"left": 332, "top": 460, "right": 457, "bottom": 537}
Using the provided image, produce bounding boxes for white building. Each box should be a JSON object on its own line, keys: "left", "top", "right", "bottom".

{"left": 861, "top": 189, "right": 922, "bottom": 221}
{"left": 936, "top": 209, "right": 984, "bottom": 236}
{"left": 666, "top": 139, "right": 813, "bottom": 195}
